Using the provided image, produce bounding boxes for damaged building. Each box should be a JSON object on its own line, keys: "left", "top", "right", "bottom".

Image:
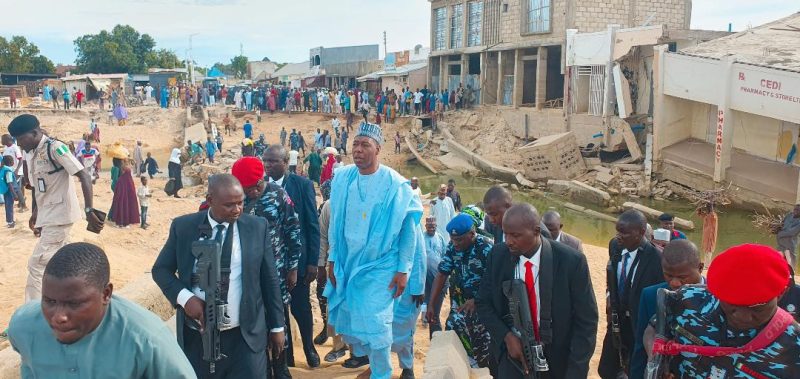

{"left": 307, "top": 44, "right": 383, "bottom": 89}
{"left": 653, "top": 12, "right": 800, "bottom": 208}
{"left": 427, "top": 0, "right": 691, "bottom": 109}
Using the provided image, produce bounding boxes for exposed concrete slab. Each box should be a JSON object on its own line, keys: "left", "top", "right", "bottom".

{"left": 622, "top": 201, "right": 696, "bottom": 230}
{"left": 547, "top": 179, "right": 612, "bottom": 207}
{"left": 596, "top": 171, "right": 616, "bottom": 185}
{"left": 423, "top": 331, "right": 470, "bottom": 379}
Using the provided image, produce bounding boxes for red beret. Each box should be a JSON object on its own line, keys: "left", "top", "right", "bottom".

{"left": 708, "top": 244, "right": 789, "bottom": 306}
{"left": 231, "top": 157, "right": 264, "bottom": 188}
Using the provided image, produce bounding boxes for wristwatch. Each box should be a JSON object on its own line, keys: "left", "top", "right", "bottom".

{"left": 85, "top": 207, "right": 94, "bottom": 214}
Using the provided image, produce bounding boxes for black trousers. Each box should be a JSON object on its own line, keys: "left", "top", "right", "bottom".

{"left": 289, "top": 278, "right": 317, "bottom": 360}
{"left": 184, "top": 326, "right": 268, "bottom": 379}
{"left": 598, "top": 317, "right": 634, "bottom": 379}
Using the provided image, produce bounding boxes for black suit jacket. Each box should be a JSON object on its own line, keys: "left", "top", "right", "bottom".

{"left": 607, "top": 238, "right": 664, "bottom": 333}
{"left": 476, "top": 239, "right": 598, "bottom": 379}
{"left": 151, "top": 211, "right": 284, "bottom": 353}
{"left": 281, "top": 174, "right": 320, "bottom": 277}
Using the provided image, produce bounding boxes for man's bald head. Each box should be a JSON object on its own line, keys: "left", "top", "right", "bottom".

{"left": 483, "top": 186, "right": 512, "bottom": 206}
{"left": 661, "top": 239, "right": 703, "bottom": 290}
{"left": 542, "top": 210, "right": 561, "bottom": 224}
{"left": 265, "top": 144, "right": 288, "bottom": 161}
{"left": 207, "top": 174, "right": 242, "bottom": 197}
{"left": 542, "top": 210, "right": 563, "bottom": 239}
{"left": 503, "top": 203, "right": 541, "bottom": 231}
{"left": 662, "top": 239, "right": 700, "bottom": 266}
{"left": 502, "top": 203, "right": 542, "bottom": 257}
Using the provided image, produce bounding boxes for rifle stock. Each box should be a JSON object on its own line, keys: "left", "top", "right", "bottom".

{"left": 502, "top": 279, "right": 548, "bottom": 379}
{"left": 191, "top": 240, "right": 228, "bottom": 373}
{"left": 645, "top": 288, "right": 671, "bottom": 379}
{"left": 607, "top": 255, "right": 629, "bottom": 371}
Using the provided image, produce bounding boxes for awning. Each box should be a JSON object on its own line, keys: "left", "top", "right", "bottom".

{"left": 88, "top": 77, "right": 112, "bottom": 91}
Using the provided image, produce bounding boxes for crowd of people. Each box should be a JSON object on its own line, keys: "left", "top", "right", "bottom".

{"left": 4, "top": 109, "right": 800, "bottom": 379}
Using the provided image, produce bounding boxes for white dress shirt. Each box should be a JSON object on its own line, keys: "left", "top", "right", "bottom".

{"left": 177, "top": 213, "right": 283, "bottom": 333}
{"left": 515, "top": 244, "right": 542, "bottom": 325}
{"left": 270, "top": 175, "right": 285, "bottom": 187}
{"left": 554, "top": 232, "right": 563, "bottom": 243}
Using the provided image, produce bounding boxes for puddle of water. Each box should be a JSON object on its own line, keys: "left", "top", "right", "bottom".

{"left": 400, "top": 164, "right": 773, "bottom": 253}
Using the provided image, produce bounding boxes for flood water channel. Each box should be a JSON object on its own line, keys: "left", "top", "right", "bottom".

{"left": 399, "top": 164, "right": 773, "bottom": 254}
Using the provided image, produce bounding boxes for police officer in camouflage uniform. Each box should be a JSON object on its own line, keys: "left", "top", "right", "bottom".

{"left": 426, "top": 214, "right": 494, "bottom": 370}
{"left": 231, "top": 157, "right": 301, "bottom": 379}
{"left": 9, "top": 114, "right": 104, "bottom": 302}
{"left": 647, "top": 244, "right": 800, "bottom": 378}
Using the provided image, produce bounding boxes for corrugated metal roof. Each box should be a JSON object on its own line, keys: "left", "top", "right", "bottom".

{"left": 357, "top": 62, "right": 428, "bottom": 81}
{"left": 680, "top": 13, "right": 800, "bottom": 72}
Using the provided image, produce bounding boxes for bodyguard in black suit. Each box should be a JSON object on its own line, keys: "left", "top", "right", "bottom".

{"left": 263, "top": 144, "right": 321, "bottom": 367}
{"left": 152, "top": 174, "right": 285, "bottom": 378}
{"left": 598, "top": 209, "right": 664, "bottom": 379}
{"left": 477, "top": 203, "right": 598, "bottom": 379}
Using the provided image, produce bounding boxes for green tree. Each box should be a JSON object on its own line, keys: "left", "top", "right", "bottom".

{"left": 74, "top": 25, "right": 180, "bottom": 74}
{"left": 230, "top": 55, "right": 248, "bottom": 79}
{"left": 30, "top": 55, "right": 55, "bottom": 74}
{"left": 0, "top": 36, "right": 55, "bottom": 73}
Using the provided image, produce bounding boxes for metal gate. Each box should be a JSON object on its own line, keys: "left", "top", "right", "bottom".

{"left": 575, "top": 65, "right": 605, "bottom": 116}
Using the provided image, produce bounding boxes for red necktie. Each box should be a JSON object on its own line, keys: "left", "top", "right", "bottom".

{"left": 524, "top": 261, "right": 540, "bottom": 341}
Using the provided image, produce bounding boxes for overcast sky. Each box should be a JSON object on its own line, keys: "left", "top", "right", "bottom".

{"left": 1, "top": 0, "right": 797, "bottom": 67}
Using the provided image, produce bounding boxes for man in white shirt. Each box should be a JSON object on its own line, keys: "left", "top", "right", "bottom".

{"left": 288, "top": 149, "right": 300, "bottom": 174}
{"left": 410, "top": 177, "right": 422, "bottom": 199}
{"left": 152, "top": 174, "right": 285, "bottom": 378}
{"left": 413, "top": 90, "right": 423, "bottom": 116}
{"left": 331, "top": 116, "right": 341, "bottom": 136}
{"left": 430, "top": 184, "right": 457, "bottom": 242}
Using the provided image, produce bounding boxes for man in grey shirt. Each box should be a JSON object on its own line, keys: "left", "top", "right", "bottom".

{"left": 777, "top": 204, "right": 800, "bottom": 267}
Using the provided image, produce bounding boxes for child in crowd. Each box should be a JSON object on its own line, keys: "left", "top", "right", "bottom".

{"left": 137, "top": 176, "right": 151, "bottom": 229}
{"left": 0, "top": 156, "right": 22, "bottom": 228}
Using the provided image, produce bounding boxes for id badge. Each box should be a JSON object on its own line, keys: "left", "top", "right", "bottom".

{"left": 37, "top": 178, "right": 46, "bottom": 193}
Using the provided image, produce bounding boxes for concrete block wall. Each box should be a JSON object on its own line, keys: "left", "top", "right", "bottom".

{"left": 574, "top": 0, "right": 689, "bottom": 32}
{"left": 634, "top": 0, "right": 689, "bottom": 30}
{"left": 499, "top": 0, "right": 567, "bottom": 46}
{"left": 518, "top": 132, "right": 587, "bottom": 180}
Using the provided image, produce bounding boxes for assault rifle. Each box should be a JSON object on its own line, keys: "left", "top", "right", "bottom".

{"left": 502, "top": 279, "right": 549, "bottom": 378}
{"left": 191, "top": 239, "right": 231, "bottom": 373}
{"left": 645, "top": 288, "right": 672, "bottom": 379}
{"left": 607, "top": 254, "right": 628, "bottom": 372}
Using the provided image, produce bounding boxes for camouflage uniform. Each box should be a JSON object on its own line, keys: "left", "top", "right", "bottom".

{"left": 254, "top": 139, "right": 268, "bottom": 157}
{"left": 244, "top": 182, "right": 302, "bottom": 304}
{"left": 664, "top": 285, "right": 800, "bottom": 378}
{"left": 438, "top": 234, "right": 494, "bottom": 368}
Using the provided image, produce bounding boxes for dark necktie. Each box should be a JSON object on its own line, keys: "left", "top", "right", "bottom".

{"left": 524, "top": 261, "right": 540, "bottom": 341}
{"left": 618, "top": 252, "right": 630, "bottom": 301}
{"left": 214, "top": 224, "right": 234, "bottom": 302}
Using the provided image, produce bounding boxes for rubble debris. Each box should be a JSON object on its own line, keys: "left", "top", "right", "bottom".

{"left": 517, "top": 132, "right": 586, "bottom": 181}
{"left": 547, "top": 180, "right": 611, "bottom": 207}
{"left": 622, "top": 202, "right": 695, "bottom": 230}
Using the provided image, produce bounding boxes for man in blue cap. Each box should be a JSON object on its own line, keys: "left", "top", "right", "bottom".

{"left": 425, "top": 213, "right": 495, "bottom": 371}
{"left": 325, "top": 121, "right": 424, "bottom": 379}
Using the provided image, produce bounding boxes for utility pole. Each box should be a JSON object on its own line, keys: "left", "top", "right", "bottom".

{"left": 240, "top": 43, "right": 244, "bottom": 57}
{"left": 189, "top": 33, "right": 199, "bottom": 84}
{"left": 383, "top": 31, "right": 387, "bottom": 58}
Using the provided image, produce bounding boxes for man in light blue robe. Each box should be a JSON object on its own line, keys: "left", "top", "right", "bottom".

{"left": 325, "top": 121, "right": 423, "bottom": 379}
{"left": 8, "top": 242, "right": 195, "bottom": 378}
{"left": 391, "top": 221, "right": 426, "bottom": 379}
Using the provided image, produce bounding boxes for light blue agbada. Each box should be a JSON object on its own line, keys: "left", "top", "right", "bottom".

{"left": 325, "top": 164, "right": 423, "bottom": 353}
{"left": 391, "top": 221, "right": 427, "bottom": 369}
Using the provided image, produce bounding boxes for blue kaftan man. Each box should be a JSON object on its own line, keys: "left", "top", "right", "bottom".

{"left": 391, "top": 219, "right": 426, "bottom": 379}
{"left": 325, "top": 122, "right": 423, "bottom": 379}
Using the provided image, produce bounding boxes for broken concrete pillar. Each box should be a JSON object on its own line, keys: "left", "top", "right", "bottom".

{"left": 423, "top": 331, "right": 471, "bottom": 379}
{"left": 536, "top": 46, "right": 548, "bottom": 110}
{"left": 514, "top": 49, "right": 524, "bottom": 108}
{"left": 496, "top": 51, "right": 504, "bottom": 106}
